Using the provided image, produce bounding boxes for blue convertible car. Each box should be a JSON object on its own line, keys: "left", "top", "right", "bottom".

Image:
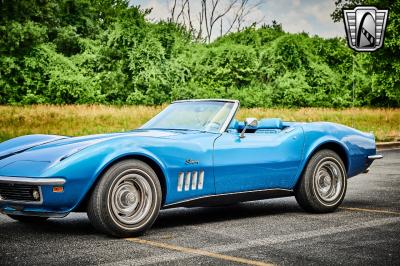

{"left": 0, "top": 99, "right": 382, "bottom": 236}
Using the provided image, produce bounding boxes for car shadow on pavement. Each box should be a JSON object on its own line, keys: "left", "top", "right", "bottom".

{"left": 154, "top": 198, "right": 303, "bottom": 229}
{"left": 0, "top": 198, "right": 304, "bottom": 237}
{"left": 0, "top": 214, "right": 100, "bottom": 238}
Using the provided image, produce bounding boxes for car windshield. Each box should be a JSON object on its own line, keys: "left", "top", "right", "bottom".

{"left": 141, "top": 101, "right": 236, "bottom": 133}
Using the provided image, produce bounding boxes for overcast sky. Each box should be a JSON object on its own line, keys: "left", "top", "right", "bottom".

{"left": 131, "top": 0, "right": 345, "bottom": 39}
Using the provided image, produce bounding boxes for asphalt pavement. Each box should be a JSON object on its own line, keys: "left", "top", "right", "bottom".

{"left": 0, "top": 149, "right": 399, "bottom": 265}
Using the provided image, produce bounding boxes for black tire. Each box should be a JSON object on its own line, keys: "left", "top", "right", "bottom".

{"left": 87, "top": 159, "right": 162, "bottom": 237}
{"left": 295, "top": 149, "right": 347, "bottom": 213}
{"left": 7, "top": 215, "right": 48, "bottom": 223}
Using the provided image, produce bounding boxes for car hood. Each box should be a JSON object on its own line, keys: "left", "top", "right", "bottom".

{"left": 0, "top": 130, "right": 182, "bottom": 175}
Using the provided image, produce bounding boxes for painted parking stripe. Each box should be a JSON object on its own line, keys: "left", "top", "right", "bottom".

{"left": 119, "top": 217, "right": 400, "bottom": 265}
{"left": 340, "top": 207, "right": 400, "bottom": 215}
{"left": 124, "top": 237, "right": 274, "bottom": 266}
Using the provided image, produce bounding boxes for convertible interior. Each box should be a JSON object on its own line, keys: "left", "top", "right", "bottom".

{"left": 227, "top": 118, "right": 292, "bottom": 134}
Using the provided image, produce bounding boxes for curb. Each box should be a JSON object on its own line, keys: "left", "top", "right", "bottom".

{"left": 376, "top": 142, "right": 400, "bottom": 150}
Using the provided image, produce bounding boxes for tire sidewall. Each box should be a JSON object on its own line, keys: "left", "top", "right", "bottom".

{"left": 299, "top": 150, "right": 348, "bottom": 212}
{"left": 309, "top": 155, "right": 347, "bottom": 208}
{"left": 95, "top": 160, "right": 162, "bottom": 236}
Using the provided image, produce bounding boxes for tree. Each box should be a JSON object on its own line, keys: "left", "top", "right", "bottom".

{"left": 169, "top": 0, "right": 264, "bottom": 42}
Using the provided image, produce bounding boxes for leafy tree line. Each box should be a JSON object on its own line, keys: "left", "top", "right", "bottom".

{"left": 0, "top": 0, "right": 398, "bottom": 107}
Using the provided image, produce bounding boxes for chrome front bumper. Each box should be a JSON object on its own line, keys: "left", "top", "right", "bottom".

{"left": 0, "top": 176, "right": 66, "bottom": 185}
{"left": 0, "top": 176, "right": 66, "bottom": 205}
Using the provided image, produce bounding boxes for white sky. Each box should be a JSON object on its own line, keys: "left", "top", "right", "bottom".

{"left": 131, "top": 0, "right": 345, "bottom": 39}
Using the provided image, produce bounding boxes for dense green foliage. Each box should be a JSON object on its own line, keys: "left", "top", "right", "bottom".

{"left": 0, "top": 0, "right": 398, "bottom": 107}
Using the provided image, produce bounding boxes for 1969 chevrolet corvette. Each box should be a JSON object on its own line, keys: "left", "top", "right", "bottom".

{"left": 0, "top": 99, "right": 382, "bottom": 236}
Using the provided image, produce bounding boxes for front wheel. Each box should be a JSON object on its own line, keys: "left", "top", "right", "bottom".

{"left": 295, "top": 149, "right": 347, "bottom": 213}
{"left": 87, "top": 159, "right": 162, "bottom": 237}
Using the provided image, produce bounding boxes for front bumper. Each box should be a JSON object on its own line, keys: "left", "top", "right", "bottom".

{"left": 0, "top": 176, "right": 65, "bottom": 185}
{"left": 0, "top": 176, "right": 68, "bottom": 217}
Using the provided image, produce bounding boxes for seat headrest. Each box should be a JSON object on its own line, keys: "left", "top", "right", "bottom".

{"left": 228, "top": 119, "right": 239, "bottom": 130}
{"left": 257, "top": 118, "right": 283, "bottom": 129}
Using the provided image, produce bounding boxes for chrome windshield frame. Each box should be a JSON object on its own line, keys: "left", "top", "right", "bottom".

{"left": 217, "top": 100, "right": 240, "bottom": 133}
{"left": 144, "top": 99, "right": 240, "bottom": 134}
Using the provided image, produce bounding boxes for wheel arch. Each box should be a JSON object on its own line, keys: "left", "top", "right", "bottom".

{"left": 295, "top": 140, "right": 350, "bottom": 189}
{"left": 310, "top": 141, "right": 350, "bottom": 173}
{"left": 74, "top": 154, "right": 168, "bottom": 211}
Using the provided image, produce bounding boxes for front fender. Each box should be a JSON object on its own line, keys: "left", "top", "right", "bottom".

{"left": 0, "top": 134, "right": 67, "bottom": 160}
{"left": 41, "top": 137, "right": 170, "bottom": 212}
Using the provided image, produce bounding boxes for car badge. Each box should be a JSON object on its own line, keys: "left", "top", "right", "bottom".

{"left": 185, "top": 159, "right": 199, "bottom": 165}
{"left": 343, "top": 6, "right": 388, "bottom": 52}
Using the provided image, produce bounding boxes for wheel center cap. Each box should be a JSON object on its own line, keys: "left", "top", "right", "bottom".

{"left": 324, "top": 176, "right": 332, "bottom": 187}
{"left": 124, "top": 192, "right": 136, "bottom": 205}
{"left": 319, "top": 174, "right": 332, "bottom": 190}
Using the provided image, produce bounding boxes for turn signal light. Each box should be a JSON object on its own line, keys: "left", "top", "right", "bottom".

{"left": 53, "top": 186, "right": 64, "bottom": 193}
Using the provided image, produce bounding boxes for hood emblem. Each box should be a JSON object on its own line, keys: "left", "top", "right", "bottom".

{"left": 185, "top": 159, "right": 199, "bottom": 165}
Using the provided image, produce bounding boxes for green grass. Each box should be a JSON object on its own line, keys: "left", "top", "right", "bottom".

{"left": 0, "top": 105, "right": 399, "bottom": 142}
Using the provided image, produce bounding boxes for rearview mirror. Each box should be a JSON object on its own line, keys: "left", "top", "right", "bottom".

{"left": 240, "top": 118, "right": 258, "bottom": 138}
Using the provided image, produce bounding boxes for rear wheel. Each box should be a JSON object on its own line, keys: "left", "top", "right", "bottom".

{"left": 7, "top": 215, "right": 48, "bottom": 223}
{"left": 295, "top": 149, "right": 347, "bottom": 213}
{"left": 87, "top": 159, "right": 162, "bottom": 237}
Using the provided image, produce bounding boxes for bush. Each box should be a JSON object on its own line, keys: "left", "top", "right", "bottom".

{"left": 0, "top": 0, "right": 398, "bottom": 107}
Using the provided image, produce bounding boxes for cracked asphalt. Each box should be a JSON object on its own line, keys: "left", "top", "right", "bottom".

{"left": 0, "top": 149, "right": 399, "bottom": 265}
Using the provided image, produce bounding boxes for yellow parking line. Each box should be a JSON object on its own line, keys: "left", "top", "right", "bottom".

{"left": 340, "top": 207, "right": 400, "bottom": 215}
{"left": 125, "top": 237, "right": 274, "bottom": 266}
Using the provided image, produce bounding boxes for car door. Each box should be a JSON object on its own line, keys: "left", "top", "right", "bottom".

{"left": 213, "top": 126, "right": 305, "bottom": 194}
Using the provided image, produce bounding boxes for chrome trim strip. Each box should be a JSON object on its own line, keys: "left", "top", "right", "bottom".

{"left": 163, "top": 188, "right": 293, "bottom": 208}
{"left": 0, "top": 176, "right": 66, "bottom": 185}
{"left": 368, "top": 154, "right": 383, "bottom": 160}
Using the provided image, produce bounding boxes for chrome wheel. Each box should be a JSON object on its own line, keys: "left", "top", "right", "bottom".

{"left": 109, "top": 169, "right": 154, "bottom": 226}
{"left": 295, "top": 150, "right": 347, "bottom": 213}
{"left": 314, "top": 159, "right": 344, "bottom": 203}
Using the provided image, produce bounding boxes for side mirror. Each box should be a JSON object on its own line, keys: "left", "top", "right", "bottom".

{"left": 240, "top": 118, "right": 258, "bottom": 138}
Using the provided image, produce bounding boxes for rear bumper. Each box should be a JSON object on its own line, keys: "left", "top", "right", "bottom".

{"left": 362, "top": 154, "right": 383, "bottom": 173}
{"left": 367, "top": 154, "right": 383, "bottom": 160}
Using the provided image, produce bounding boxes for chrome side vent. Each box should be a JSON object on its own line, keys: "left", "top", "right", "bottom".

{"left": 184, "top": 172, "right": 191, "bottom": 191}
{"left": 191, "top": 171, "right": 198, "bottom": 190}
{"left": 177, "top": 172, "right": 184, "bottom": 192}
{"left": 198, "top": 170, "right": 204, "bottom": 190}
{"left": 177, "top": 170, "right": 204, "bottom": 192}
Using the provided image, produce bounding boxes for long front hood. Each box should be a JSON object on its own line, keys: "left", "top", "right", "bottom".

{"left": 0, "top": 130, "right": 180, "bottom": 176}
